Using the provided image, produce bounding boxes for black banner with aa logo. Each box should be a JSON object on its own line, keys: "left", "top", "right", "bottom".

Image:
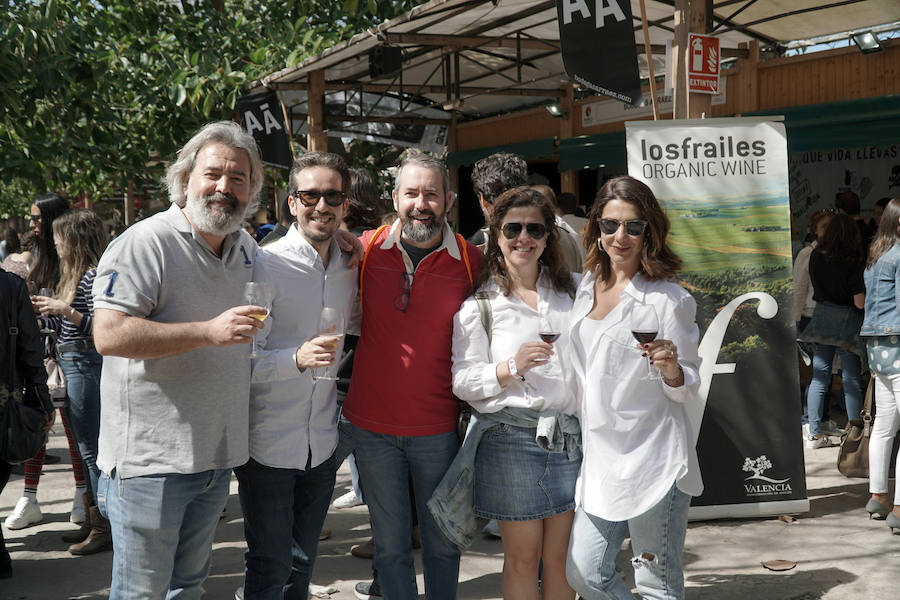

{"left": 236, "top": 91, "right": 292, "bottom": 169}
{"left": 556, "top": 0, "right": 641, "bottom": 105}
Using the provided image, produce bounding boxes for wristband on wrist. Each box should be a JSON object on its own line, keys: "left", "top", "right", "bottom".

{"left": 507, "top": 357, "right": 525, "bottom": 382}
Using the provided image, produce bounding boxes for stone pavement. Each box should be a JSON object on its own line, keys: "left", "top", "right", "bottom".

{"left": 1, "top": 424, "right": 897, "bottom": 600}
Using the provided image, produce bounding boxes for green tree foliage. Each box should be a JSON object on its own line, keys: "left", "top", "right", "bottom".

{"left": 0, "top": 0, "right": 422, "bottom": 215}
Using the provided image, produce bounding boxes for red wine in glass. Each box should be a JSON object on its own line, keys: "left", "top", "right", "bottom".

{"left": 632, "top": 330, "right": 657, "bottom": 344}
{"left": 539, "top": 331, "right": 560, "bottom": 343}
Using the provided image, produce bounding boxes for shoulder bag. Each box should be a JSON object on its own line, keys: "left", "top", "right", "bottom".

{"left": 0, "top": 274, "right": 50, "bottom": 463}
{"left": 837, "top": 375, "right": 900, "bottom": 478}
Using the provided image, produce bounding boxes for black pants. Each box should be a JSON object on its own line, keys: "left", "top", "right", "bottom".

{"left": 0, "top": 459, "right": 11, "bottom": 569}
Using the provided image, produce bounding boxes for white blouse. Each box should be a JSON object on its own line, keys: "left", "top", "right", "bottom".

{"left": 451, "top": 275, "right": 577, "bottom": 416}
{"left": 566, "top": 270, "right": 703, "bottom": 522}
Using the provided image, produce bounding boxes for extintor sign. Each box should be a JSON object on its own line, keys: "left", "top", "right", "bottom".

{"left": 688, "top": 33, "right": 720, "bottom": 94}
{"left": 236, "top": 91, "right": 292, "bottom": 169}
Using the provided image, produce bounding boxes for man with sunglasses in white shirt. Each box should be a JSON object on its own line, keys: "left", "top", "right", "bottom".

{"left": 234, "top": 152, "right": 359, "bottom": 600}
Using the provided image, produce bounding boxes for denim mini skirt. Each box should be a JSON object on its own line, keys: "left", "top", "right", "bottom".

{"left": 473, "top": 422, "right": 580, "bottom": 521}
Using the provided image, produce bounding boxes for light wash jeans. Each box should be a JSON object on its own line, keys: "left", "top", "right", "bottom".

{"left": 871, "top": 373, "right": 900, "bottom": 504}
{"left": 566, "top": 484, "right": 691, "bottom": 600}
{"left": 97, "top": 467, "right": 231, "bottom": 600}
{"left": 59, "top": 348, "right": 102, "bottom": 496}
{"left": 342, "top": 420, "right": 461, "bottom": 600}
{"left": 807, "top": 344, "right": 862, "bottom": 435}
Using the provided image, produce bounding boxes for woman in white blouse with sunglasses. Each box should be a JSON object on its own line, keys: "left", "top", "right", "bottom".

{"left": 565, "top": 176, "right": 702, "bottom": 600}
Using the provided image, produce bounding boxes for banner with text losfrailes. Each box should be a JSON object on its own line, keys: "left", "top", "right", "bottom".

{"left": 626, "top": 118, "right": 808, "bottom": 519}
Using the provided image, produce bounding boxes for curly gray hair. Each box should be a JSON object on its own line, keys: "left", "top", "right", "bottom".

{"left": 165, "top": 121, "right": 264, "bottom": 211}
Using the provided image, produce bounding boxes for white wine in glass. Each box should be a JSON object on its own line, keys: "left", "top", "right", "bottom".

{"left": 312, "top": 307, "right": 345, "bottom": 381}
{"left": 243, "top": 282, "right": 274, "bottom": 358}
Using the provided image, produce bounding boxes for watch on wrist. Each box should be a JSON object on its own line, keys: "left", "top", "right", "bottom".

{"left": 507, "top": 357, "right": 526, "bottom": 382}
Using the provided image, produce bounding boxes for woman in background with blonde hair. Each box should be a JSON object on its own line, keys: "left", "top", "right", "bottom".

{"left": 32, "top": 209, "right": 110, "bottom": 554}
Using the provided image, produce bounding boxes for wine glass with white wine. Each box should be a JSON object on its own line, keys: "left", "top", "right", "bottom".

{"left": 312, "top": 307, "right": 346, "bottom": 381}
{"left": 243, "top": 282, "right": 274, "bottom": 358}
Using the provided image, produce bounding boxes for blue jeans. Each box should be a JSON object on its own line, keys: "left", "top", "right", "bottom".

{"left": 234, "top": 455, "right": 337, "bottom": 600}
{"left": 806, "top": 344, "right": 863, "bottom": 435}
{"left": 97, "top": 468, "right": 231, "bottom": 600}
{"left": 59, "top": 348, "right": 102, "bottom": 496}
{"left": 566, "top": 484, "right": 691, "bottom": 600}
{"left": 343, "top": 421, "right": 461, "bottom": 600}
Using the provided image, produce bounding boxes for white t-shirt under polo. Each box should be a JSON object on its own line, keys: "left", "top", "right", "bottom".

{"left": 93, "top": 203, "right": 257, "bottom": 479}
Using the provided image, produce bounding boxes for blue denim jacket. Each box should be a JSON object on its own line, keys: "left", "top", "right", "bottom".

{"left": 426, "top": 407, "right": 581, "bottom": 550}
{"left": 862, "top": 243, "right": 900, "bottom": 336}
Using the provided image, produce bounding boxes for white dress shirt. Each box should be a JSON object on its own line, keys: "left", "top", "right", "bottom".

{"left": 451, "top": 274, "right": 577, "bottom": 415}
{"left": 566, "top": 270, "right": 703, "bottom": 522}
{"left": 250, "top": 224, "right": 359, "bottom": 470}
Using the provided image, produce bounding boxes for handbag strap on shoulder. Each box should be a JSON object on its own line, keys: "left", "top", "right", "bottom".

{"left": 4, "top": 273, "right": 18, "bottom": 389}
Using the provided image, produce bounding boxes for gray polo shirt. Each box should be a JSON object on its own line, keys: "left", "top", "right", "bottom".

{"left": 93, "top": 204, "right": 257, "bottom": 479}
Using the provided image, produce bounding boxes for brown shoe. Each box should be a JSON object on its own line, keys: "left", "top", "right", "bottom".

{"left": 351, "top": 537, "right": 375, "bottom": 559}
{"left": 69, "top": 506, "right": 112, "bottom": 555}
{"left": 62, "top": 491, "right": 93, "bottom": 544}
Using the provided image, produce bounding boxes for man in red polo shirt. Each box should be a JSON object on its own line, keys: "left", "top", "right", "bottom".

{"left": 342, "top": 153, "right": 481, "bottom": 600}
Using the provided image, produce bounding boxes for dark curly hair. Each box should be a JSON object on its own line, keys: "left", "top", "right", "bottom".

{"left": 583, "top": 176, "right": 681, "bottom": 281}
{"left": 475, "top": 186, "right": 575, "bottom": 298}
{"left": 471, "top": 153, "right": 528, "bottom": 205}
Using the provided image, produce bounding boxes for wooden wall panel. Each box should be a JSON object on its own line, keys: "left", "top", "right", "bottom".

{"left": 456, "top": 107, "right": 560, "bottom": 152}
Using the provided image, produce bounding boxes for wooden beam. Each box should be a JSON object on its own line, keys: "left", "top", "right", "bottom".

{"left": 383, "top": 33, "right": 558, "bottom": 51}
{"left": 273, "top": 81, "right": 565, "bottom": 98}
{"left": 307, "top": 69, "right": 327, "bottom": 151}
{"left": 689, "top": 0, "right": 712, "bottom": 119}
{"left": 638, "top": 43, "right": 747, "bottom": 58}
{"left": 673, "top": 0, "right": 689, "bottom": 119}
{"left": 290, "top": 113, "right": 450, "bottom": 126}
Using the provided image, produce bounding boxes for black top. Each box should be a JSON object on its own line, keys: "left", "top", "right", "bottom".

{"left": 809, "top": 251, "right": 865, "bottom": 308}
{"left": 1, "top": 269, "right": 51, "bottom": 412}
{"left": 400, "top": 238, "right": 442, "bottom": 270}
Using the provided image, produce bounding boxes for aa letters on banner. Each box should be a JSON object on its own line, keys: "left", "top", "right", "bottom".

{"left": 556, "top": 0, "right": 641, "bottom": 105}
{"left": 236, "top": 90, "right": 292, "bottom": 169}
{"left": 626, "top": 118, "right": 809, "bottom": 520}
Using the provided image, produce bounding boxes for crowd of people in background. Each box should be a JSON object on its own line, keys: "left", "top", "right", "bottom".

{"left": 1, "top": 119, "right": 898, "bottom": 600}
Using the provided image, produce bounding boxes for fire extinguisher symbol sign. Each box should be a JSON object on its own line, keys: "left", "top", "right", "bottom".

{"left": 688, "top": 33, "right": 720, "bottom": 94}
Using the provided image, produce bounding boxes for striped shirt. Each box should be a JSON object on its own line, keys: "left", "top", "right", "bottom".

{"left": 46, "top": 268, "right": 96, "bottom": 344}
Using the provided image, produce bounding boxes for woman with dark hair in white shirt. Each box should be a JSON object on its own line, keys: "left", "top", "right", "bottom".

{"left": 565, "top": 176, "right": 702, "bottom": 600}
{"left": 450, "top": 186, "right": 580, "bottom": 600}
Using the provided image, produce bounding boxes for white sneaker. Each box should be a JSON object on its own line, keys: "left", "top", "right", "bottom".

{"left": 71, "top": 488, "right": 86, "bottom": 524}
{"left": 806, "top": 434, "right": 835, "bottom": 449}
{"left": 333, "top": 490, "right": 364, "bottom": 509}
{"left": 5, "top": 497, "right": 43, "bottom": 530}
{"left": 481, "top": 519, "right": 502, "bottom": 538}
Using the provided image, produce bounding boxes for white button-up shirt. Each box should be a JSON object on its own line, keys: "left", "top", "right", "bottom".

{"left": 250, "top": 225, "right": 359, "bottom": 470}
{"left": 451, "top": 274, "right": 577, "bottom": 415}
{"left": 566, "top": 270, "right": 703, "bottom": 522}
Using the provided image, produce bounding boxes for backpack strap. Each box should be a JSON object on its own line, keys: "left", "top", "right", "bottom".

{"left": 473, "top": 291, "right": 492, "bottom": 346}
{"left": 358, "top": 224, "right": 390, "bottom": 307}
{"left": 455, "top": 233, "right": 473, "bottom": 286}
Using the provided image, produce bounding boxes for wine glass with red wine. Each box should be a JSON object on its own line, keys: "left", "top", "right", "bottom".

{"left": 630, "top": 303, "right": 663, "bottom": 381}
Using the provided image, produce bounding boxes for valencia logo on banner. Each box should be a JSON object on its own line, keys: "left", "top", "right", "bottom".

{"left": 236, "top": 91, "right": 293, "bottom": 169}
{"left": 557, "top": 0, "right": 641, "bottom": 105}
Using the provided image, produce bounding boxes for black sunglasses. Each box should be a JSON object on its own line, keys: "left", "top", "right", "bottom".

{"left": 394, "top": 272, "right": 412, "bottom": 312}
{"left": 501, "top": 222, "right": 548, "bottom": 240}
{"left": 293, "top": 190, "right": 346, "bottom": 207}
{"left": 598, "top": 218, "right": 647, "bottom": 236}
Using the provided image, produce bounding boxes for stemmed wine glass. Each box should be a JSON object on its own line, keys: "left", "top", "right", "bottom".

{"left": 630, "top": 303, "right": 663, "bottom": 381}
{"left": 312, "top": 307, "right": 346, "bottom": 381}
{"left": 243, "top": 282, "right": 274, "bottom": 358}
{"left": 536, "top": 307, "right": 561, "bottom": 377}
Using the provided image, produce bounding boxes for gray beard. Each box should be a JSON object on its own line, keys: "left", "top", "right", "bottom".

{"left": 401, "top": 215, "right": 445, "bottom": 243}
{"left": 184, "top": 192, "right": 246, "bottom": 236}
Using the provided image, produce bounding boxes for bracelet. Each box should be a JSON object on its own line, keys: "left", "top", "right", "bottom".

{"left": 507, "top": 357, "right": 525, "bottom": 382}
{"left": 663, "top": 366, "right": 684, "bottom": 386}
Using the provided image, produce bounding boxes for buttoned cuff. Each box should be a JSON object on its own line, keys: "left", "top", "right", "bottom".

{"left": 275, "top": 347, "right": 303, "bottom": 379}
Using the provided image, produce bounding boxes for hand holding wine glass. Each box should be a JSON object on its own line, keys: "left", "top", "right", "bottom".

{"left": 243, "top": 282, "right": 274, "bottom": 358}
{"left": 630, "top": 303, "right": 664, "bottom": 381}
{"left": 311, "top": 307, "right": 346, "bottom": 381}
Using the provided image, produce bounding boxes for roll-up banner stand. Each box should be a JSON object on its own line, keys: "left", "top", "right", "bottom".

{"left": 626, "top": 118, "right": 809, "bottom": 519}
{"left": 236, "top": 90, "right": 293, "bottom": 170}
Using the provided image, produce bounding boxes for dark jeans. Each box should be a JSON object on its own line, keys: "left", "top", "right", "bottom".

{"left": 0, "top": 459, "right": 11, "bottom": 570}
{"left": 234, "top": 454, "right": 337, "bottom": 600}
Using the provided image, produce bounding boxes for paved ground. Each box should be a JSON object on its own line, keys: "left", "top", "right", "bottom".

{"left": 1, "top": 424, "right": 898, "bottom": 600}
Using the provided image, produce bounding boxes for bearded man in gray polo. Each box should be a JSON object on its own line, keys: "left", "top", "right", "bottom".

{"left": 92, "top": 121, "right": 266, "bottom": 600}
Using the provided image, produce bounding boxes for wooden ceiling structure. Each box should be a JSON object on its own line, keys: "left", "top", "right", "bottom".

{"left": 254, "top": 0, "right": 900, "bottom": 152}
